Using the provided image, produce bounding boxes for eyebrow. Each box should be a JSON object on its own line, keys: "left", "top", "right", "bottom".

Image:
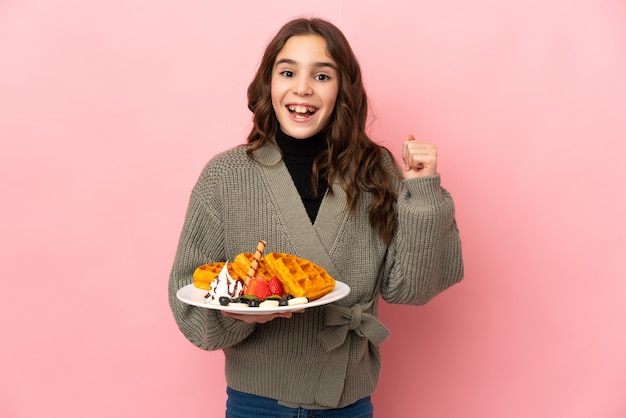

{"left": 275, "top": 58, "right": 338, "bottom": 71}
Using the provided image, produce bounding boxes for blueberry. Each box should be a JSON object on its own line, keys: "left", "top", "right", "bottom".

{"left": 278, "top": 298, "right": 288, "bottom": 306}
{"left": 218, "top": 296, "right": 230, "bottom": 306}
{"left": 248, "top": 299, "right": 260, "bottom": 308}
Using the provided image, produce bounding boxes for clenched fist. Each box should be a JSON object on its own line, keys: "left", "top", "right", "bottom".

{"left": 402, "top": 134, "right": 438, "bottom": 179}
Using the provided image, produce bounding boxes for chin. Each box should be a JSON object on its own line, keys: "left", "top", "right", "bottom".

{"left": 284, "top": 127, "right": 320, "bottom": 139}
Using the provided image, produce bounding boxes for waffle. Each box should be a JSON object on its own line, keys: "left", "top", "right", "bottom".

{"left": 193, "top": 252, "right": 335, "bottom": 301}
{"left": 193, "top": 254, "right": 270, "bottom": 290}
{"left": 263, "top": 252, "right": 335, "bottom": 301}
{"left": 232, "top": 252, "right": 271, "bottom": 282}
{"left": 193, "top": 262, "right": 226, "bottom": 291}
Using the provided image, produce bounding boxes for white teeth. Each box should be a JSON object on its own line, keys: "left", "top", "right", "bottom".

{"left": 288, "top": 105, "right": 316, "bottom": 114}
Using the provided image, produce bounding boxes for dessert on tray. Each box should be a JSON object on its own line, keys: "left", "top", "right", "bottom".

{"left": 192, "top": 240, "right": 336, "bottom": 309}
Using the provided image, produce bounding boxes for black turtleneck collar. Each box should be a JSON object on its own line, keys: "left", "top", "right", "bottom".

{"left": 275, "top": 128, "right": 328, "bottom": 156}
{"left": 274, "top": 128, "right": 329, "bottom": 223}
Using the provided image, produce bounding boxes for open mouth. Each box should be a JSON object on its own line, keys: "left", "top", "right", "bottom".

{"left": 287, "top": 105, "right": 318, "bottom": 118}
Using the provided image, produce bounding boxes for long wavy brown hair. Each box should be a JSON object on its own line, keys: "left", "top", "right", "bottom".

{"left": 246, "top": 17, "right": 397, "bottom": 244}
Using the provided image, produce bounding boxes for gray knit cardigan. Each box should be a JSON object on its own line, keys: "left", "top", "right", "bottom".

{"left": 168, "top": 141, "right": 464, "bottom": 409}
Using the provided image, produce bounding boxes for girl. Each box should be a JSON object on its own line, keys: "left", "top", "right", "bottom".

{"left": 168, "top": 17, "right": 463, "bottom": 417}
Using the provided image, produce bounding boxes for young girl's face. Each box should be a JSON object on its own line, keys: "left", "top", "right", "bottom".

{"left": 271, "top": 34, "right": 339, "bottom": 139}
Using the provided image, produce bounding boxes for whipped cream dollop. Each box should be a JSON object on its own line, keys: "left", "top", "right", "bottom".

{"left": 206, "top": 262, "right": 244, "bottom": 304}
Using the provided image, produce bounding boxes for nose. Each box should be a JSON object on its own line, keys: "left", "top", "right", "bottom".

{"left": 292, "top": 77, "right": 312, "bottom": 96}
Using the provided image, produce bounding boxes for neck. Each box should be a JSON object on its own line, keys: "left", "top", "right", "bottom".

{"left": 275, "top": 129, "right": 328, "bottom": 155}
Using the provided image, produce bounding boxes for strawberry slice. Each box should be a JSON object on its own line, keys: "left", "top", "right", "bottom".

{"left": 244, "top": 277, "right": 259, "bottom": 296}
{"left": 253, "top": 279, "right": 272, "bottom": 300}
{"left": 268, "top": 276, "right": 284, "bottom": 297}
{"left": 244, "top": 276, "right": 272, "bottom": 301}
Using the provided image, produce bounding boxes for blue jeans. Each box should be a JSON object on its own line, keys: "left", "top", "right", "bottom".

{"left": 225, "top": 387, "right": 374, "bottom": 418}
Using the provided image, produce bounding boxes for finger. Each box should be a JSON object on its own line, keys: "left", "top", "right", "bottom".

{"left": 403, "top": 134, "right": 415, "bottom": 170}
{"left": 406, "top": 142, "right": 437, "bottom": 162}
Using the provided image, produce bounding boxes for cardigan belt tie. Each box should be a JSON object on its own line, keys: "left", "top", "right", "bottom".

{"left": 315, "top": 301, "right": 390, "bottom": 407}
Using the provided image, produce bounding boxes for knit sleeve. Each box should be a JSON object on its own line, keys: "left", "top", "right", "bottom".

{"left": 380, "top": 173, "right": 464, "bottom": 305}
{"left": 168, "top": 162, "right": 256, "bottom": 350}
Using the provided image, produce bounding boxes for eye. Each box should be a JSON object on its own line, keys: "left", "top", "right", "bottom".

{"left": 279, "top": 70, "right": 295, "bottom": 78}
{"left": 315, "top": 74, "right": 331, "bottom": 81}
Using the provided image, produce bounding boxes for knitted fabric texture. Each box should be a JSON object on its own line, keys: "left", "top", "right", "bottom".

{"left": 168, "top": 142, "right": 464, "bottom": 409}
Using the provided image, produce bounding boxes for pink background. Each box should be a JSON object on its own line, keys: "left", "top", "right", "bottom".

{"left": 1, "top": 1, "right": 625, "bottom": 417}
